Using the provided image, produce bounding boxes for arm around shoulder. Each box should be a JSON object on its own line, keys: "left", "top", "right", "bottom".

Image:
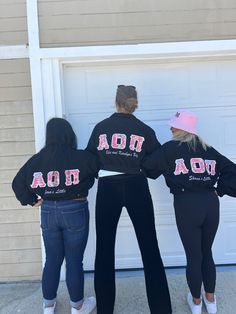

{"left": 86, "top": 150, "right": 100, "bottom": 179}
{"left": 142, "top": 147, "right": 164, "bottom": 179}
{"left": 146, "top": 128, "right": 162, "bottom": 155}
{"left": 86, "top": 126, "right": 98, "bottom": 154}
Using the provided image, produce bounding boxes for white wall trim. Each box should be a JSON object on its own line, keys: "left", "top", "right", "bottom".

{"left": 26, "top": 0, "right": 39, "bottom": 49}
{"left": 0, "top": 45, "right": 29, "bottom": 59}
{"left": 26, "top": 0, "right": 45, "bottom": 152}
{"left": 26, "top": 0, "right": 48, "bottom": 275}
{"left": 2, "top": 39, "right": 236, "bottom": 61}
{"left": 39, "top": 39, "right": 236, "bottom": 61}
{"left": 41, "top": 59, "right": 64, "bottom": 121}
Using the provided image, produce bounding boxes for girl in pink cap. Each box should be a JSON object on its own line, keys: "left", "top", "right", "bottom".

{"left": 142, "top": 110, "right": 236, "bottom": 314}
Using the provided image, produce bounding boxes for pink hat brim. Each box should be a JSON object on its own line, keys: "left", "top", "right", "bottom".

{"left": 168, "top": 118, "right": 197, "bottom": 135}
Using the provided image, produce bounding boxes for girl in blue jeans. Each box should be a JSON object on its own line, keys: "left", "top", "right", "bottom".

{"left": 12, "top": 118, "right": 98, "bottom": 314}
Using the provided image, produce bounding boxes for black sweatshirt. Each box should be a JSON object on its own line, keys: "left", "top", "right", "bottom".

{"left": 142, "top": 140, "right": 236, "bottom": 196}
{"left": 12, "top": 147, "right": 98, "bottom": 206}
{"left": 86, "top": 112, "right": 161, "bottom": 174}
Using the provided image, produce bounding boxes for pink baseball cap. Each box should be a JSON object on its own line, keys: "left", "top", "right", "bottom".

{"left": 168, "top": 110, "right": 198, "bottom": 135}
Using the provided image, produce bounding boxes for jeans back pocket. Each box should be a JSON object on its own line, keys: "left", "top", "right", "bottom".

{"left": 62, "top": 208, "right": 87, "bottom": 232}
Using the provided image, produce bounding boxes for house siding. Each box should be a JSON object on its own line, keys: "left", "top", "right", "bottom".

{"left": 0, "top": 0, "right": 28, "bottom": 46}
{"left": 38, "top": 0, "right": 236, "bottom": 47}
{"left": 0, "top": 59, "right": 41, "bottom": 282}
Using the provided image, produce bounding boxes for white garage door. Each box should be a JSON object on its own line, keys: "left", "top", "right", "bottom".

{"left": 62, "top": 58, "right": 236, "bottom": 270}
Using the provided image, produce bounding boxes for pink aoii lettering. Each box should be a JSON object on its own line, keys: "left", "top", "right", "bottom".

{"left": 190, "top": 158, "right": 205, "bottom": 174}
{"left": 30, "top": 172, "right": 46, "bottom": 188}
{"left": 47, "top": 171, "right": 60, "bottom": 187}
{"left": 97, "top": 134, "right": 109, "bottom": 150}
{"left": 205, "top": 159, "right": 216, "bottom": 175}
{"left": 65, "top": 169, "right": 80, "bottom": 186}
{"left": 129, "top": 135, "right": 145, "bottom": 153}
{"left": 111, "top": 133, "right": 127, "bottom": 149}
{"left": 174, "top": 159, "right": 189, "bottom": 175}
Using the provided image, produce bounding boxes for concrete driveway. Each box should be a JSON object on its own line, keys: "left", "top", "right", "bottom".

{"left": 0, "top": 267, "right": 235, "bottom": 314}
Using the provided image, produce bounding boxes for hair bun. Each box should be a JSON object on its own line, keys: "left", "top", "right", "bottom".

{"left": 116, "top": 85, "right": 138, "bottom": 113}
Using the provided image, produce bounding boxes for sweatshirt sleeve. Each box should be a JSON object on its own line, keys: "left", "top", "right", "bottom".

{"left": 146, "top": 128, "right": 162, "bottom": 155}
{"left": 86, "top": 151, "right": 100, "bottom": 179}
{"left": 12, "top": 162, "right": 38, "bottom": 206}
{"left": 214, "top": 149, "right": 236, "bottom": 197}
{"left": 142, "top": 146, "right": 166, "bottom": 179}
{"left": 86, "top": 126, "right": 98, "bottom": 154}
{"left": 76, "top": 151, "right": 99, "bottom": 196}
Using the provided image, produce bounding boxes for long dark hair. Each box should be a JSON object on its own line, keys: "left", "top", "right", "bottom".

{"left": 43, "top": 118, "right": 77, "bottom": 151}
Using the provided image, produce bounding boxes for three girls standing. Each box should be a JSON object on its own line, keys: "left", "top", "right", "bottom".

{"left": 12, "top": 86, "right": 235, "bottom": 314}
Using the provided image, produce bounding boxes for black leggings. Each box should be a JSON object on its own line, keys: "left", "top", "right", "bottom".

{"left": 174, "top": 191, "right": 219, "bottom": 298}
{"left": 95, "top": 174, "right": 172, "bottom": 314}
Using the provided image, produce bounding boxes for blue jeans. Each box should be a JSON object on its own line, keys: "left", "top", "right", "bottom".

{"left": 41, "top": 199, "right": 89, "bottom": 307}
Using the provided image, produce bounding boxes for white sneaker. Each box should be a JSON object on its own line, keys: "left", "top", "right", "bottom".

{"left": 202, "top": 292, "right": 217, "bottom": 314}
{"left": 71, "top": 297, "right": 96, "bottom": 314}
{"left": 187, "top": 292, "right": 202, "bottom": 314}
{"left": 43, "top": 302, "right": 56, "bottom": 314}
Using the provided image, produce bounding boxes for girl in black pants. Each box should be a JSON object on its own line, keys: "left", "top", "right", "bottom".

{"left": 87, "top": 85, "right": 172, "bottom": 314}
{"left": 174, "top": 191, "right": 219, "bottom": 303}
{"left": 143, "top": 110, "right": 236, "bottom": 314}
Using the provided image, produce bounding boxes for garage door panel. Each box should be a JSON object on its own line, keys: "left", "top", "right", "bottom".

{"left": 63, "top": 59, "right": 236, "bottom": 269}
{"left": 135, "top": 112, "right": 172, "bottom": 144}
{"left": 64, "top": 63, "right": 190, "bottom": 113}
{"left": 223, "top": 116, "right": 236, "bottom": 147}
{"left": 115, "top": 214, "right": 185, "bottom": 268}
{"left": 64, "top": 61, "right": 236, "bottom": 114}
{"left": 149, "top": 180, "right": 172, "bottom": 207}
{"left": 137, "top": 65, "right": 188, "bottom": 103}
{"left": 68, "top": 113, "right": 110, "bottom": 148}
{"left": 225, "top": 227, "right": 236, "bottom": 258}
{"left": 115, "top": 217, "right": 142, "bottom": 269}
{"left": 157, "top": 223, "right": 186, "bottom": 267}
{"left": 224, "top": 222, "right": 236, "bottom": 255}
{"left": 195, "top": 107, "right": 236, "bottom": 156}
{"left": 213, "top": 210, "right": 236, "bottom": 264}
{"left": 188, "top": 63, "right": 217, "bottom": 104}
{"left": 217, "top": 62, "right": 236, "bottom": 98}
{"left": 63, "top": 69, "right": 87, "bottom": 113}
